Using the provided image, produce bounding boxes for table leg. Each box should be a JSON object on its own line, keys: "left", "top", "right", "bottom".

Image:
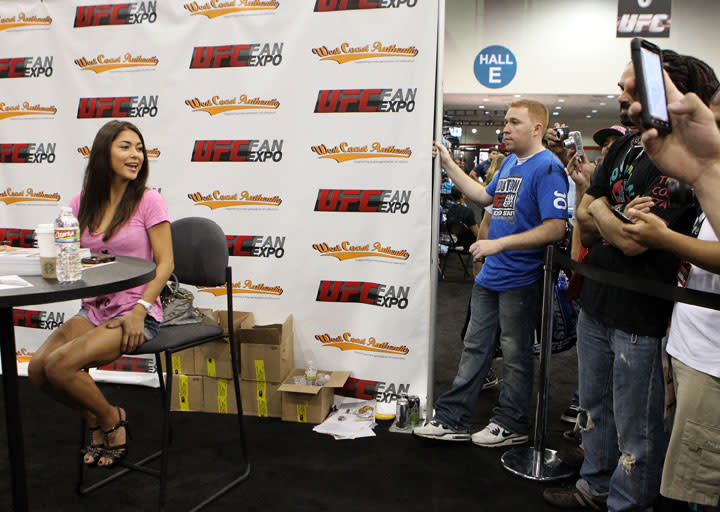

{"left": 0, "top": 307, "right": 28, "bottom": 512}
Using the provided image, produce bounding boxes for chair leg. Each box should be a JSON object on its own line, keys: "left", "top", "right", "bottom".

{"left": 75, "top": 417, "right": 88, "bottom": 495}
{"left": 159, "top": 351, "right": 173, "bottom": 511}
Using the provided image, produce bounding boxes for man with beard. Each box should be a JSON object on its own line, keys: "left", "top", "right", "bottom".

{"left": 544, "top": 52, "right": 719, "bottom": 511}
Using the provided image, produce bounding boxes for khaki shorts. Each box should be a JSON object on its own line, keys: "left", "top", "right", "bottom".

{"left": 661, "top": 357, "right": 720, "bottom": 506}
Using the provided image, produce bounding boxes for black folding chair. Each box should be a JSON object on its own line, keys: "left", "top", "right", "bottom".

{"left": 440, "top": 219, "right": 474, "bottom": 278}
{"left": 76, "top": 217, "right": 250, "bottom": 511}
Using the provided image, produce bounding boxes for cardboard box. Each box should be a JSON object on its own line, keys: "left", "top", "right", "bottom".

{"left": 198, "top": 308, "right": 221, "bottom": 326}
{"left": 240, "top": 379, "right": 282, "bottom": 418}
{"left": 161, "top": 348, "right": 196, "bottom": 376}
{"left": 202, "top": 376, "right": 237, "bottom": 414}
{"left": 217, "top": 310, "right": 255, "bottom": 339}
{"left": 239, "top": 315, "right": 293, "bottom": 383}
{"left": 278, "top": 369, "right": 351, "bottom": 424}
{"left": 170, "top": 374, "right": 204, "bottom": 412}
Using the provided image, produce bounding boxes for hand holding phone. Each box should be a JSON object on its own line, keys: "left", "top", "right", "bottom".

{"left": 611, "top": 206, "right": 635, "bottom": 224}
{"left": 631, "top": 38, "right": 672, "bottom": 134}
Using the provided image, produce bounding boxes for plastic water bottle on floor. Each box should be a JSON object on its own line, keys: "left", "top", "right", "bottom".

{"left": 54, "top": 206, "right": 82, "bottom": 282}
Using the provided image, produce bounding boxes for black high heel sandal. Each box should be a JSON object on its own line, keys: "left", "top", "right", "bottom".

{"left": 82, "top": 425, "right": 103, "bottom": 466}
{"left": 98, "top": 407, "right": 131, "bottom": 469}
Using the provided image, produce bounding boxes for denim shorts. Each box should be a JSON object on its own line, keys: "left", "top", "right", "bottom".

{"left": 76, "top": 308, "right": 160, "bottom": 341}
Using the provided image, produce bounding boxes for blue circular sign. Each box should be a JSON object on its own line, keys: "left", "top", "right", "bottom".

{"left": 473, "top": 45, "right": 517, "bottom": 89}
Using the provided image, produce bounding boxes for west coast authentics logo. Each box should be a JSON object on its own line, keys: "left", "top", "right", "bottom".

{"left": 0, "top": 12, "right": 53, "bottom": 31}
{"left": 190, "top": 43, "right": 283, "bottom": 68}
{"left": 311, "top": 142, "right": 411, "bottom": 163}
{"left": 0, "top": 143, "right": 56, "bottom": 163}
{"left": 191, "top": 139, "right": 283, "bottom": 162}
{"left": 314, "top": 189, "right": 410, "bottom": 214}
{"left": 0, "top": 102, "right": 57, "bottom": 120}
{"left": 316, "top": 331, "right": 409, "bottom": 356}
{"left": 0, "top": 56, "right": 53, "bottom": 78}
{"left": 198, "top": 280, "right": 284, "bottom": 298}
{"left": 77, "top": 95, "right": 158, "bottom": 118}
{"left": 0, "top": 188, "right": 61, "bottom": 205}
{"left": 226, "top": 235, "right": 286, "bottom": 258}
{"left": 184, "top": 1, "right": 280, "bottom": 18}
{"left": 312, "top": 41, "right": 418, "bottom": 64}
{"left": 0, "top": 227, "right": 36, "bottom": 247}
{"left": 315, "top": 88, "right": 416, "bottom": 113}
{"left": 185, "top": 95, "right": 279, "bottom": 115}
{"left": 188, "top": 190, "right": 282, "bottom": 210}
{"left": 74, "top": 2, "right": 158, "bottom": 27}
{"left": 316, "top": 280, "right": 409, "bottom": 309}
{"left": 77, "top": 145, "right": 160, "bottom": 159}
{"left": 74, "top": 53, "right": 159, "bottom": 73}
{"left": 312, "top": 241, "right": 409, "bottom": 262}
{"left": 314, "top": 0, "right": 417, "bottom": 11}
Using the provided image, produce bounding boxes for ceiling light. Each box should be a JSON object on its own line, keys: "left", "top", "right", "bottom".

{"left": 586, "top": 115, "right": 592, "bottom": 118}
{"left": 558, "top": 99, "right": 565, "bottom": 103}
{"left": 495, "top": 129, "right": 501, "bottom": 134}
{"left": 552, "top": 112, "right": 559, "bottom": 116}
{"left": 478, "top": 105, "right": 484, "bottom": 109}
{"left": 599, "top": 102, "right": 606, "bottom": 106}
{"left": 471, "top": 128, "right": 477, "bottom": 134}
{"left": 483, "top": 98, "right": 490, "bottom": 101}
{"left": 607, "top": 95, "right": 614, "bottom": 98}
{"left": 514, "top": 94, "right": 521, "bottom": 98}
{"left": 591, "top": 109, "right": 598, "bottom": 113}
{"left": 485, "top": 111, "right": 490, "bottom": 115}
{"left": 555, "top": 106, "right": 562, "bottom": 110}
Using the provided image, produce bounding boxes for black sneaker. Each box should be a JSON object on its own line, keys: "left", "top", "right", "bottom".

{"left": 560, "top": 404, "right": 581, "bottom": 424}
{"left": 543, "top": 486, "right": 606, "bottom": 510}
{"left": 482, "top": 368, "right": 500, "bottom": 390}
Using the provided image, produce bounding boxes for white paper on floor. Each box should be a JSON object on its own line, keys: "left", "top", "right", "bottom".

{"left": 313, "top": 398, "right": 377, "bottom": 440}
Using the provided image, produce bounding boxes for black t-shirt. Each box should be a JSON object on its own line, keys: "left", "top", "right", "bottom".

{"left": 446, "top": 202, "right": 477, "bottom": 247}
{"left": 580, "top": 133, "right": 696, "bottom": 337}
{"left": 473, "top": 160, "right": 491, "bottom": 180}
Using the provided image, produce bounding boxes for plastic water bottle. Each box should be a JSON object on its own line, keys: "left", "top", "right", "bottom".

{"left": 54, "top": 206, "right": 82, "bottom": 282}
{"left": 305, "top": 360, "right": 317, "bottom": 386}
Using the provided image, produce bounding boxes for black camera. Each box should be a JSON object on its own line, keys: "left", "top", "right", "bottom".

{"left": 667, "top": 178, "right": 696, "bottom": 208}
{"left": 554, "top": 126, "right": 570, "bottom": 141}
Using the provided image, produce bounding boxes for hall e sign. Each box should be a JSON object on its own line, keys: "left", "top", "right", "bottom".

{"left": 473, "top": 45, "right": 517, "bottom": 89}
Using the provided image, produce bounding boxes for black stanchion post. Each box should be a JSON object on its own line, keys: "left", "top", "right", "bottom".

{"left": 500, "top": 245, "right": 574, "bottom": 481}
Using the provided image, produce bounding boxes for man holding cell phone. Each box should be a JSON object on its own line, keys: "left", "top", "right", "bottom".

{"left": 544, "top": 46, "right": 719, "bottom": 511}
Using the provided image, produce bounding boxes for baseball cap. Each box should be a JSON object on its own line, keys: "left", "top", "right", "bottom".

{"left": 593, "top": 125, "right": 627, "bottom": 147}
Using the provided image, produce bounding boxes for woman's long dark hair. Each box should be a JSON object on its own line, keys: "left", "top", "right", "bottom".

{"left": 77, "top": 121, "right": 149, "bottom": 241}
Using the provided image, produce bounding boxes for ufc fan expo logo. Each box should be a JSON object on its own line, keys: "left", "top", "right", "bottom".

{"left": 185, "top": 95, "right": 279, "bottom": 116}
{"left": 184, "top": 1, "right": 280, "bottom": 18}
{"left": 226, "top": 235, "right": 286, "bottom": 258}
{"left": 0, "top": 188, "right": 60, "bottom": 206}
{"left": 314, "top": 0, "right": 416, "bottom": 11}
{"left": 0, "top": 143, "right": 56, "bottom": 163}
{"left": 0, "top": 101, "right": 57, "bottom": 120}
{"left": 312, "top": 240, "right": 409, "bottom": 262}
{"left": 0, "top": 227, "right": 36, "bottom": 247}
{"left": 316, "top": 280, "right": 409, "bottom": 309}
{"left": 77, "top": 96, "right": 158, "bottom": 118}
{"left": 190, "top": 43, "right": 283, "bottom": 68}
{"left": 74, "top": 53, "right": 159, "bottom": 73}
{"left": 315, "top": 88, "right": 416, "bottom": 113}
{"left": 312, "top": 41, "right": 418, "bottom": 64}
{"left": 13, "top": 309, "right": 65, "bottom": 330}
{"left": 188, "top": 190, "right": 282, "bottom": 210}
{"left": 191, "top": 139, "right": 283, "bottom": 162}
{"left": 0, "top": 56, "right": 53, "bottom": 78}
{"left": 314, "top": 189, "right": 411, "bottom": 214}
{"left": 73, "top": 2, "right": 158, "bottom": 27}
{"left": 0, "top": 12, "right": 52, "bottom": 32}
{"left": 198, "top": 280, "right": 283, "bottom": 298}
{"left": 311, "top": 141, "right": 411, "bottom": 163}
{"left": 77, "top": 145, "right": 160, "bottom": 159}
{"left": 315, "top": 331, "right": 409, "bottom": 356}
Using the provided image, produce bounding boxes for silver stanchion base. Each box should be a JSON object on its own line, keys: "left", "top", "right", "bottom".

{"left": 501, "top": 446, "right": 575, "bottom": 482}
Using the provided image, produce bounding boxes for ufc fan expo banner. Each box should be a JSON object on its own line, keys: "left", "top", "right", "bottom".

{"left": 0, "top": 1, "right": 439, "bottom": 405}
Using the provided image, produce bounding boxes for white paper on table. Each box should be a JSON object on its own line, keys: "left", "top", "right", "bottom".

{"left": 0, "top": 275, "right": 33, "bottom": 290}
{"left": 313, "top": 399, "right": 377, "bottom": 440}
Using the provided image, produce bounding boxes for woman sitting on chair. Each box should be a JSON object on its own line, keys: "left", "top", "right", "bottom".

{"left": 28, "top": 120, "right": 174, "bottom": 468}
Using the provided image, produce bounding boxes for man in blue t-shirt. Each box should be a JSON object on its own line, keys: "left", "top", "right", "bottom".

{"left": 415, "top": 99, "right": 568, "bottom": 446}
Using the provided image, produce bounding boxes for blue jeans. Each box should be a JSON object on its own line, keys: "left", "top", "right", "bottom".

{"left": 434, "top": 281, "right": 540, "bottom": 434}
{"left": 576, "top": 309, "right": 665, "bottom": 512}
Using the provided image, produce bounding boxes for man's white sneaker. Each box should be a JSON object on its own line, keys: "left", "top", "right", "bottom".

{"left": 471, "top": 422, "right": 528, "bottom": 447}
{"left": 413, "top": 420, "right": 470, "bottom": 441}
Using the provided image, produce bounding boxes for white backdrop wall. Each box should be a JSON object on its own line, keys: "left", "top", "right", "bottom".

{"left": 1, "top": 1, "right": 439, "bottom": 402}
{"left": 444, "top": 0, "right": 720, "bottom": 95}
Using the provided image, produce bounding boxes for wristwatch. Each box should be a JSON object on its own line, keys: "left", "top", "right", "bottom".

{"left": 137, "top": 299, "right": 153, "bottom": 314}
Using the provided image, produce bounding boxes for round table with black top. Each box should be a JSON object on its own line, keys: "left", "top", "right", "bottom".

{"left": 0, "top": 256, "right": 156, "bottom": 512}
